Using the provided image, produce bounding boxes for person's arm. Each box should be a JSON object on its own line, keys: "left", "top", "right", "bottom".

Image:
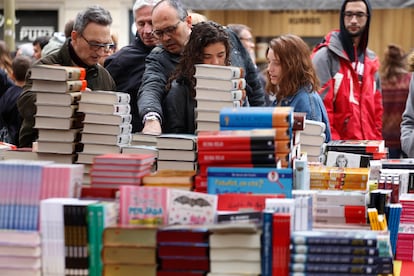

{"left": 401, "top": 74, "right": 414, "bottom": 157}
{"left": 138, "top": 48, "right": 171, "bottom": 135}
{"left": 163, "top": 81, "right": 189, "bottom": 133}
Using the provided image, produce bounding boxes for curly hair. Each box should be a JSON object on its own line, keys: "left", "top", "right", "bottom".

{"left": 166, "top": 21, "right": 230, "bottom": 98}
{"left": 265, "top": 34, "right": 320, "bottom": 101}
{"left": 0, "top": 40, "right": 13, "bottom": 77}
{"left": 380, "top": 44, "right": 408, "bottom": 85}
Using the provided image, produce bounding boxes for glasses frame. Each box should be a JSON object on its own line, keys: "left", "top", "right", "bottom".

{"left": 80, "top": 33, "right": 115, "bottom": 52}
{"left": 152, "top": 21, "right": 181, "bottom": 39}
{"left": 343, "top": 11, "right": 369, "bottom": 20}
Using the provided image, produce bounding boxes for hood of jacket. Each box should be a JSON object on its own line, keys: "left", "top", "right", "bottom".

{"left": 339, "top": 0, "right": 372, "bottom": 62}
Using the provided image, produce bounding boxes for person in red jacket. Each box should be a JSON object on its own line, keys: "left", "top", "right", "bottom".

{"left": 312, "top": 0, "right": 383, "bottom": 140}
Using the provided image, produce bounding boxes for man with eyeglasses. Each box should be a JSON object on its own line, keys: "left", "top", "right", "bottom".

{"left": 105, "top": 0, "right": 160, "bottom": 133}
{"left": 17, "top": 5, "right": 116, "bottom": 148}
{"left": 138, "top": 0, "right": 264, "bottom": 135}
{"left": 312, "top": 0, "right": 383, "bottom": 141}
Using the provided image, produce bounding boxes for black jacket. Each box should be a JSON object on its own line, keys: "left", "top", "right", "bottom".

{"left": 105, "top": 35, "right": 154, "bottom": 132}
{"left": 0, "top": 85, "right": 23, "bottom": 145}
{"left": 17, "top": 39, "right": 116, "bottom": 148}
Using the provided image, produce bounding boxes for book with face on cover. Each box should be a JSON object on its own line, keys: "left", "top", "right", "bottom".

{"left": 30, "top": 64, "right": 86, "bottom": 81}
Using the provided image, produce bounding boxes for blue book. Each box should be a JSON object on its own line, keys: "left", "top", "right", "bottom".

{"left": 207, "top": 167, "right": 293, "bottom": 198}
{"left": 261, "top": 211, "right": 273, "bottom": 276}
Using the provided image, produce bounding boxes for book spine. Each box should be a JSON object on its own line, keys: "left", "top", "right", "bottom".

{"left": 291, "top": 235, "right": 377, "bottom": 247}
{"left": 67, "top": 80, "right": 87, "bottom": 92}
{"left": 291, "top": 244, "right": 379, "bottom": 256}
{"left": 198, "top": 150, "right": 279, "bottom": 165}
{"left": 219, "top": 107, "right": 292, "bottom": 128}
{"left": 289, "top": 263, "right": 378, "bottom": 274}
{"left": 261, "top": 211, "right": 273, "bottom": 276}
{"left": 216, "top": 211, "right": 262, "bottom": 224}
{"left": 198, "top": 135, "right": 276, "bottom": 151}
{"left": 290, "top": 253, "right": 392, "bottom": 264}
{"left": 272, "top": 213, "right": 290, "bottom": 275}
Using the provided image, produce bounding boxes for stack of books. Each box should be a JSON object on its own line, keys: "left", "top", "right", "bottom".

{"left": 396, "top": 194, "right": 414, "bottom": 261}
{"left": 299, "top": 119, "right": 327, "bottom": 163}
{"left": 89, "top": 153, "right": 155, "bottom": 190}
{"left": 308, "top": 166, "right": 370, "bottom": 191}
{"left": 102, "top": 226, "right": 158, "bottom": 276}
{"left": 194, "top": 64, "right": 245, "bottom": 132}
{"left": 32, "top": 64, "right": 87, "bottom": 164}
{"left": 157, "top": 226, "right": 210, "bottom": 275}
{"left": 209, "top": 223, "right": 262, "bottom": 275}
{"left": 122, "top": 133, "right": 158, "bottom": 158}
{"left": 218, "top": 106, "right": 294, "bottom": 167}
{"left": 156, "top": 134, "right": 197, "bottom": 171}
{"left": 289, "top": 230, "right": 394, "bottom": 275}
{"left": 77, "top": 90, "right": 132, "bottom": 185}
{"left": 0, "top": 230, "right": 42, "bottom": 276}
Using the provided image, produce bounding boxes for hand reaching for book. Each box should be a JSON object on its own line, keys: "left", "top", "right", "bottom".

{"left": 142, "top": 120, "right": 162, "bottom": 135}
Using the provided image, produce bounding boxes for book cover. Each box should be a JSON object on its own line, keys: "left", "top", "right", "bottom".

{"left": 219, "top": 106, "right": 293, "bottom": 128}
{"left": 119, "top": 186, "right": 168, "bottom": 225}
{"left": 207, "top": 167, "right": 293, "bottom": 198}
{"left": 196, "top": 88, "right": 244, "bottom": 102}
{"left": 326, "top": 151, "right": 371, "bottom": 168}
{"left": 167, "top": 189, "right": 217, "bottom": 225}
{"left": 32, "top": 79, "right": 87, "bottom": 93}
{"left": 80, "top": 90, "right": 130, "bottom": 104}
{"left": 31, "top": 64, "right": 86, "bottom": 81}
{"left": 78, "top": 102, "right": 131, "bottom": 115}
{"left": 83, "top": 113, "right": 132, "bottom": 125}
{"left": 198, "top": 150, "right": 280, "bottom": 165}
{"left": 36, "top": 91, "right": 82, "bottom": 106}
{"left": 217, "top": 193, "right": 285, "bottom": 211}
{"left": 326, "top": 140, "right": 385, "bottom": 154}
{"left": 196, "top": 77, "right": 246, "bottom": 90}
{"left": 103, "top": 225, "right": 158, "bottom": 247}
{"left": 82, "top": 123, "right": 132, "bottom": 135}
{"left": 194, "top": 64, "right": 244, "bottom": 79}
{"left": 156, "top": 133, "right": 197, "bottom": 150}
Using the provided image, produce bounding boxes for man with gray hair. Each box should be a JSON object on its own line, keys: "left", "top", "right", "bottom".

{"left": 17, "top": 5, "right": 116, "bottom": 148}
{"left": 105, "top": 0, "right": 160, "bottom": 132}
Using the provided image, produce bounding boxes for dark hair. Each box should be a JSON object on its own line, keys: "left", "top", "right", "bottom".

{"left": 73, "top": 5, "right": 113, "bottom": 35}
{"left": 64, "top": 19, "right": 75, "bottom": 38}
{"left": 227, "top": 23, "right": 251, "bottom": 38}
{"left": 153, "top": 0, "right": 188, "bottom": 20}
{"left": 33, "top": 36, "right": 50, "bottom": 49}
{"left": 380, "top": 44, "right": 408, "bottom": 85}
{"left": 12, "top": 55, "right": 31, "bottom": 82}
{"left": 266, "top": 34, "right": 320, "bottom": 100}
{"left": 166, "top": 21, "right": 230, "bottom": 98}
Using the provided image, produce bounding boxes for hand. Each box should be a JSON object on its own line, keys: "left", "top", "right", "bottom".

{"left": 142, "top": 119, "right": 162, "bottom": 135}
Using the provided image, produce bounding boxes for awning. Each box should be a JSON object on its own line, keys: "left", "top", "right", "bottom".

{"left": 181, "top": 0, "right": 414, "bottom": 10}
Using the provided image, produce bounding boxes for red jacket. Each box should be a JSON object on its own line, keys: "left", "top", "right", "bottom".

{"left": 312, "top": 31, "right": 383, "bottom": 140}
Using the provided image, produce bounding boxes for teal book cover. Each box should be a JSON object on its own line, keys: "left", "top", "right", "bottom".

{"left": 207, "top": 167, "right": 293, "bottom": 198}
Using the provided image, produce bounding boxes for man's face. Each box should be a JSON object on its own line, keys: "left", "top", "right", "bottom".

{"left": 343, "top": 1, "right": 368, "bottom": 38}
{"left": 71, "top": 22, "right": 113, "bottom": 66}
{"left": 151, "top": 2, "right": 192, "bottom": 54}
{"left": 33, "top": 43, "right": 42, "bottom": 60}
{"left": 135, "top": 5, "right": 158, "bottom": 47}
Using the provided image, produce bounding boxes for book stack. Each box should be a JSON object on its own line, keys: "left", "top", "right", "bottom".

{"left": 299, "top": 119, "right": 327, "bottom": 163}
{"left": 395, "top": 194, "right": 414, "bottom": 261}
{"left": 89, "top": 153, "right": 155, "bottom": 190}
{"left": 218, "top": 106, "right": 294, "bottom": 167}
{"left": 40, "top": 198, "right": 97, "bottom": 276}
{"left": 87, "top": 201, "right": 117, "bottom": 276}
{"left": 309, "top": 166, "right": 370, "bottom": 191}
{"left": 32, "top": 64, "right": 87, "bottom": 164}
{"left": 102, "top": 226, "right": 158, "bottom": 276}
{"left": 325, "top": 139, "right": 388, "bottom": 161}
{"left": 289, "top": 230, "right": 394, "bottom": 275}
{"left": 312, "top": 190, "right": 369, "bottom": 228}
{"left": 118, "top": 185, "right": 168, "bottom": 226}
{"left": 0, "top": 230, "right": 42, "bottom": 276}
{"left": 156, "top": 134, "right": 198, "bottom": 171}
{"left": 123, "top": 133, "right": 158, "bottom": 158}
{"left": 142, "top": 170, "right": 196, "bottom": 191}
{"left": 208, "top": 223, "right": 262, "bottom": 275}
{"left": 157, "top": 225, "right": 210, "bottom": 275}
{"left": 194, "top": 64, "right": 245, "bottom": 132}
{"left": 77, "top": 90, "right": 132, "bottom": 168}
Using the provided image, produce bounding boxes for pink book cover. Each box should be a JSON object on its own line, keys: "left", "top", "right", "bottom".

{"left": 167, "top": 189, "right": 217, "bottom": 225}
{"left": 119, "top": 186, "right": 168, "bottom": 225}
{"left": 40, "top": 164, "right": 84, "bottom": 199}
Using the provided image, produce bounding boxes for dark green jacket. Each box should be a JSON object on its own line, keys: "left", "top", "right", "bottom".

{"left": 17, "top": 39, "right": 116, "bottom": 147}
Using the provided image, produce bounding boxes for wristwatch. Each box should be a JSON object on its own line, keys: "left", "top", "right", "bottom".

{"left": 145, "top": 115, "right": 159, "bottom": 121}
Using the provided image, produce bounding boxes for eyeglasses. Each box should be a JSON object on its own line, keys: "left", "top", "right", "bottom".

{"left": 343, "top": 11, "right": 368, "bottom": 20}
{"left": 80, "top": 34, "right": 115, "bottom": 52}
{"left": 152, "top": 21, "right": 181, "bottom": 39}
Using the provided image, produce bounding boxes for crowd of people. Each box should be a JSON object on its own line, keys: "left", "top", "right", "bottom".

{"left": 0, "top": 0, "right": 413, "bottom": 159}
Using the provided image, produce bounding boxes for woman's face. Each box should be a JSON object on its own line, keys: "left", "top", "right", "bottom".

{"left": 337, "top": 157, "right": 347, "bottom": 167}
{"left": 203, "top": 42, "right": 226, "bottom": 65}
{"left": 266, "top": 48, "right": 281, "bottom": 85}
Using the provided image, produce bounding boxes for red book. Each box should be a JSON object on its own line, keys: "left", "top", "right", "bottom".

{"left": 80, "top": 186, "right": 118, "bottom": 199}
{"left": 159, "top": 257, "right": 209, "bottom": 271}
{"left": 198, "top": 163, "right": 280, "bottom": 177}
{"left": 157, "top": 228, "right": 209, "bottom": 244}
{"left": 198, "top": 150, "right": 279, "bottom": 165}
{"left": 272, "top": 213, "right": 290, "bottom": 276}
{"left": 198, "top": 129, "right": 286, "bottom": 151}
{"left": 158, "top": 244, "right": 209, "bottom": 258}
{"left": 217, "top": 193, "right": 285, "bottom": 211}
{"left": 93, "top": 153, "right": 155, "bottom": 165}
